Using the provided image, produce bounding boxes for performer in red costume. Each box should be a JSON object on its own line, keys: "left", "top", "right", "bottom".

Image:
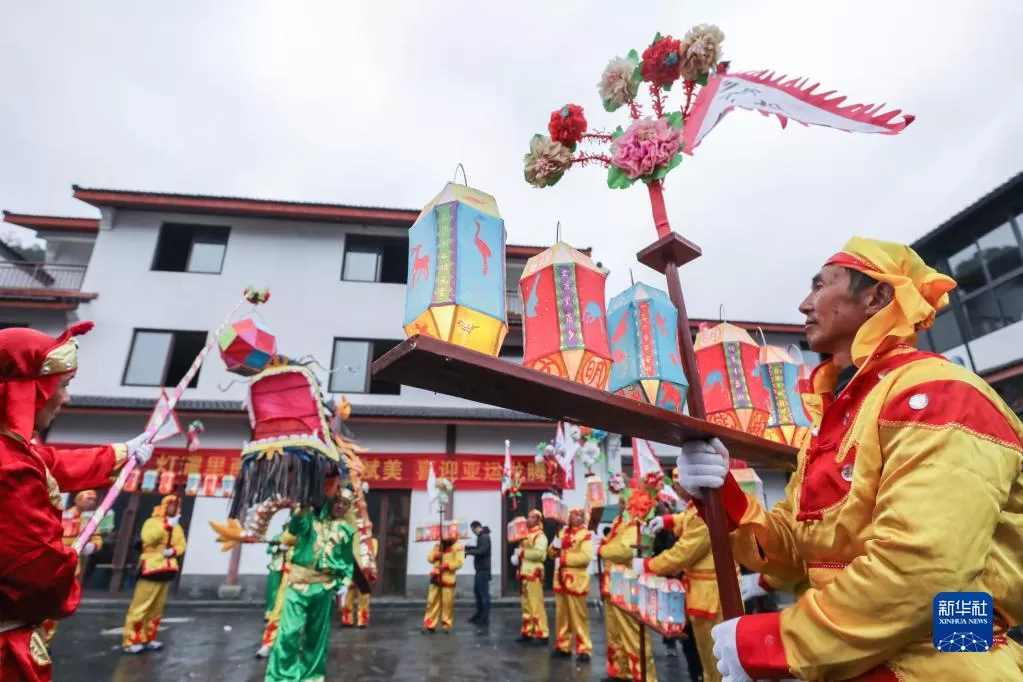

{"left": 0, "top": 323, "right": 153, "bottom": 681}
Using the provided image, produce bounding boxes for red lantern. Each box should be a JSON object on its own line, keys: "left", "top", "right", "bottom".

{"left": 218, "top": 317, "right": 278, "bottom": 376}
{"left": 694, "top": 322, "right": 771, "bottom": 437}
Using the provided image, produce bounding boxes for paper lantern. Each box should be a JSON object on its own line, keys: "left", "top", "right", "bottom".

{"left": 520, "top": 242, "right": 612, "bottom": 387}
{"left": 758, "top": 345, "right": 812, "bottom": 447}
{"left": 541, "top": 492, "right": 568, "bottom": 523}
{"left": 607, "top": 282, "right": 689, "bottom": 413}
{"left": 694, "top": 322, "right": 771, "bottom": 437}
{"left": 586, "top": 474, "right": 607, "bottom": 508}
{"left": 507, "top": 516, "right": 528, "bottom": 543}
{"left": 657, "top": 580, "right": 686, "bottom": 635}
{"left": 403, "top": 182, "right": 508, "bottom": 356}
{"left": 218, "top": 318, "right": 277, "bottom": 375}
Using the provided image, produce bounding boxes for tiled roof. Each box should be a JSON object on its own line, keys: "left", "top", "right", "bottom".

{"left": 66, "top": 394, "right": 550, "bottom": 422}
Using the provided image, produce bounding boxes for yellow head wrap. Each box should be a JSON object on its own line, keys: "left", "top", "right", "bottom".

{"left": 825, "top": 237, "right": 957, "bottom": 367}
{"left": 75, "top": 490, "right": 97, "bottom": 505}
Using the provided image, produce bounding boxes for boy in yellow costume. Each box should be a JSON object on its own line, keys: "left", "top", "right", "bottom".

{"left": 511, "top": 509, "right": 549, "bottom": 644}
{"left": 341, "top": 521, "right": 377, "bottom": 628}
{"left": 121, "top": 494, "right": 187, "bottom": 654}
{"left": 548, "top": 507, "right": 593, "bottom": 661}
{"left": 599, "top": 511, "right": 656, "bottom": 681}
{"left": 639, "top": 489, "right": 737, "bottom": 682}
{"left": 42, "top": 489, "right": 105, "bottom": 646}
{"left": 676, "top": 237, "right": 1023, "bottom": 681}
{"left": 422, "top": 537, "right": 463, "bottom": 633}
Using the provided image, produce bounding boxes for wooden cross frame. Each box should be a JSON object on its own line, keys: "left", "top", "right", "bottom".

{"left": 372, "top": 226, "right": 798, "bottom": 623}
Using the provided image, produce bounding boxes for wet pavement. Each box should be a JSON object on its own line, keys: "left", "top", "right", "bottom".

{"left": 52, "top": 604, "right": 694, "bottom": 681}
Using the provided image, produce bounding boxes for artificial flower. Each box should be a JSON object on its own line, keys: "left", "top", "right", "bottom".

{"left": 608, "top": 472, "right": 627, "bottom": 494}
{"left": 523, "top": 134, "right": 573, "bottom": 188}
{"left": 679, "top": 24, "right": 725, "bottom": 82}
{"left": 642, "top": 470, "right": 664, "bottom": 491}
{"left": 640, "top": 33, "right": 683, "bottom": 88}
{"left": 548, "top": 104, "right": 587, "bottom": 148}
{"left": 626, "top": 487, "right": 656, "bottom": 520}
{"left": 609, "top": 117, "right": 683, "bottom": 181}
{"left": 598, "top": 55, "right": 640, "bottom": 112}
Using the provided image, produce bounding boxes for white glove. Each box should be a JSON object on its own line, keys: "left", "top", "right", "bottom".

{"left": 167, "top": 516, "right": 180, "bottom": 528}
{"left": 631, "top": 557, "right": 646, "bottom": 575}
{"left": 676, "top": 438, "right": 729, "bottom": 499}
{"left": 163, "top": 548, "right": 175, "bottom": 558}
{"left": 642, "top": 516, "right": 665, "bottom": 537}
{"left": 554, "top": 558, "right": 560, "bottom": 571}
{"left": 740, "top": 573, "right": 768, "bottom": 601}
{"left": 551, "top": 538, "right": 561, "bottom": 550}
{"left": 125, "top": 433, "right": 154, "bottom": 465}
{"left": 711, "top": 617, "right": 753, "bottom": 682}
{"left": 510, "top": 552, "right": 520, "bottom": 568}
{"left": 83, "top": 542, "right": 96, "bottom": 556}
{"left": 337, "top": 584, "right": 349, "bottom": 604}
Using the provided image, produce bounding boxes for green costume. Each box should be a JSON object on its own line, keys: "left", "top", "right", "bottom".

{"left": 264, "top": 508, "right": 355, "bottom": 682}
{"left": 265, "top": 534, "right": 287, "bottom": 619}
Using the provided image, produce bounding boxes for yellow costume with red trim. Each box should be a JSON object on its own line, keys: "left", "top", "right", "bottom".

{"left": 548, "top": 521, "right": 593, "bottom": 656}
{"left": 712, "top": 238, "right": 1023, "bottom": 681}
{"left": 341, "top": 536, "right": 377, "bottom": 627}
{"left": 645, "top": 505, "right": 738, "bottom": 682}
{"left": 423, "top": 540, "right": 463, "bottom": 631}
{"left": 121, "top": 495, "right": 187, "bottom": 648}
{"left": 516, "top": 520, "right": 549, "bottom": 639}
{"left": 42, "top": 491, "right": 104, "bottom": 646}
{"left": 599, "top": 513, "right": 656, "bottom": 681}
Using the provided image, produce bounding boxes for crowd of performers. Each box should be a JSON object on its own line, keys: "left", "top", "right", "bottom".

{"left": 2, "top": 236, "right": 1023, "bottom": 682}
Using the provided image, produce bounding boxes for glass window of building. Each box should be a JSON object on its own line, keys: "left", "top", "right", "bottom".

{"left": 947, "top": 242, "right": 985, "bottom": 294}
{"left": 928, "top": 310, "right": 964, "bottom": 353}
{"left": 977, "top": 222, "right": 1023, "bottom": 280}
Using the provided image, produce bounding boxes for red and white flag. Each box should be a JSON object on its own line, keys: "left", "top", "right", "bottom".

{"left": 145, "top": 389, "right": 183, "bottom": 444}
{"left": 501, "top": 440, "right": 512, "bottom": 494}
{"left": 633, "top": 438, "right": 662, "bottom": 477}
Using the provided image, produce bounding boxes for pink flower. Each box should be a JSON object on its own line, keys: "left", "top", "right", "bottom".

{"left": 610, "top": 118, "right": 683, "bottom": 180}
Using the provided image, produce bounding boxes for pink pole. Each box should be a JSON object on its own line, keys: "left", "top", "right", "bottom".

{"left": 72, "top": 291, "right": 264, "bottom": 551}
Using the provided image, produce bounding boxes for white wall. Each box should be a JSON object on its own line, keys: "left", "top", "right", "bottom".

{"left": 942, "top": 318, "right": 1023, "bottom": 374}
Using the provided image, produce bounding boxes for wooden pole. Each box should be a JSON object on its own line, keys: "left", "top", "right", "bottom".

{"left": 634, "top": 518, "right": 648, "bottom": 681}
{"left": 438, "top": 505, "right": 445, "bottom": 632}
{"left": 639, "top": 181, "right": 745, "bottom": 621}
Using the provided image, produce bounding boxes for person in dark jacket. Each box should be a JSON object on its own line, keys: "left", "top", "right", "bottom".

{"left": 465, "top": 521, "right": 491, "bottom": 626}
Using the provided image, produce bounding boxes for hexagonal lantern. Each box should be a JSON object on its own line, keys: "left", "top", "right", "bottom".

{"left": 218, "top": 317, "right": 277, "bottom": 375}
{"left": 403, "top": 182, "right": 508, "bottom": 356}
{"left": 693, "top": 322, "right": 771, "bottom": 436}
{"left": 607, "top": 282, "right": 689, "bottom": 413}
{"left": 519, "top": 242, "right": 611, "bottom": 388}
{"left": 758, "top": 344, "right": 812, "bottom": 447}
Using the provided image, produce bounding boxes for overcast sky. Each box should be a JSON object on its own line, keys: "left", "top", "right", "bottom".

{"left": 2, "top": 1, "right": 1021, "bottom": 322}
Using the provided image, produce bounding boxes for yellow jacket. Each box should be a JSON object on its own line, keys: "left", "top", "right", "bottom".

{"left": 517, "top": 527, "right": 547, "bottom": 582}
{"left": 61, "top": 507, "right": 102, "bottom": 551}
{"left": 138, "top": 516, "right": 187, "bottom": 578}
{"left": 720, "top": 346, "right": 1023, "bottom": 681}
{"left": 599, "top": 513, "right": 637, "bottom": 596}
{"left": 428, "top": 541, "right": 464, "bottom": 588}
{"left": 646, "top": 506, "right": 737, "bottom": 620}
{"left": 548, "top": 526, "right": 593, "bottom": 597}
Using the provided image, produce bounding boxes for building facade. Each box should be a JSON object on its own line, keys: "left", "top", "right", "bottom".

{"left": 2, "top": 187, "right": 804, "bottom": 600}
{"left": 910, "top": 171, "right": 1023, "bottom": 417}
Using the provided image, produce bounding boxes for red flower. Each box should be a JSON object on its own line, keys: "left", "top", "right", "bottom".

{"left": 626, "top": 488, "right": 655, "bottom": 520}
{"left": 641, "top": 35, "right": 682, "bottom": 87}
{"left": 548, "top": 104, "right": 587, "bottom": 148}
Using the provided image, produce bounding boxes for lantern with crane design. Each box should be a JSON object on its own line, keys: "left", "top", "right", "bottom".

{"left": 693, "top": 322, "right": 771, "bottom": 436}
{"left": 758, "top": 344, "right": 812, "bottom": 447}
{"left": 519, "top": 242, "right": 611, "bottom": 388}
{"left": 606, "top": 282, "right": 689, "bottom": 413}
{"left": 403, "top": 181, "right": 508, "bottom": 356}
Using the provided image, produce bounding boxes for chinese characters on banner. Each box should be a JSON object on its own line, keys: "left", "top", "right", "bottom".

{"left": 118, "top": 447, "right": 568, "bottom": 496}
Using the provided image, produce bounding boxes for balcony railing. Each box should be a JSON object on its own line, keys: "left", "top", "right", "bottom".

{"left": 0, "top": 261, "right": 87, "bottom": 291}
{"left": 506, "top": 290, "right": 523, "bottom": 317}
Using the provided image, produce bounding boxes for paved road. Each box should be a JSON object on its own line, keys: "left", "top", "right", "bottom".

{"left": 51, "top": 604, "right": 694, "bottom": 681}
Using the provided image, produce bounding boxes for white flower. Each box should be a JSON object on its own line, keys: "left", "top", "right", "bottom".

{"left": 598, "top": 55, "right": 640, "bottom": 111}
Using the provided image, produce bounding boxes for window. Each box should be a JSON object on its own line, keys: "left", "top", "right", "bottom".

{"left": 978, "top": 223, "right": 1023, "bottom": 280}
{"left": 123, "top": 330, "right": 209, "bottom": 387}
{"left": 964, "top": 273, "right": 1023, "bottom": 338}
{"left": 0, "top": 322, "right": 27, "bottom": 329}
{"left": 499, "top": 344, "right": 524, "bottom": 365}
{"left": 341, "top": 234, "right": 408, "bottom": 284}
{"left": 928, "top": 310, "right": 964, "bottom": 353}
{"left": 152, "top": 224, "right": 229, "bottom": 274}
{"left": 948, "top": 242, "right": 985, "bottom": 295}
{"left": 328, "top": 338, "right": 402, "bottom": 394}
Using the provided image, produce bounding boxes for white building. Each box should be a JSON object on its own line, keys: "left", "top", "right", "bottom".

{"left": 2, "top": 188, "right": 804, "bottom": 601}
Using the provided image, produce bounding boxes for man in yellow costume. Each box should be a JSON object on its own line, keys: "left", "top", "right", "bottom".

{"left": 511, "top": 508, "right": 549, "bottom": 644}
{"left": 638, "top": 483, "right": 735, "bottom": 682}
{"left": 341, "top": 521, "right": 377, "bottom": 628}
{"left": 422, "top": 536, "right": 463, "bottom": 633}
{"left": 121, "top": 494, "right": 187, "bottom": 654}
{"left": 599, "top": 510, "right": 656, "bottom": 681}
{"left": 548, "top": 507, "right": 593, "bottom": 662}
{"left": 41, "top": 490, "right": 105, "bottom": 647}
{"left": 673, "top": 237, "right": 1023, "bottom": 681}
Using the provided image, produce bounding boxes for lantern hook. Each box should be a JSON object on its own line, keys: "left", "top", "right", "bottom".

{"left": 453, "top": 163, "right": 467, "bottom": 186}
{"left": 718, "top": 304, "right": 726, "bottom": 323}
{"left": 556, "top": 221, "right": 561, "bottom": 243}
{"left": 788, "top": 343, "right": 807, "bottom": 365}
{"left": 216, "top": 377, "right": 248, "bottom": 393}
{"left": 629, "top": 269, "right": 635, "bottom": 286}
{"left": 756, "top": 327, "right": 768, "bottom": 348}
